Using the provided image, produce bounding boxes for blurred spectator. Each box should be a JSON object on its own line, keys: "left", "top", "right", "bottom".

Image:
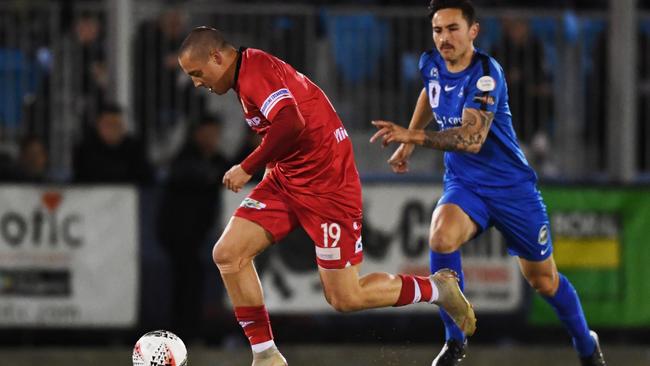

{"left": 528, "top": 131, "right": 560, "bottom": 179}
{"left": 492, "top": 17, "right": 553, "bottom": 143}
{"left": 0, "top": 136, "right": 49, "bottom": 182}
{"left": 134, "top": 7, "right": 204, "bottom": 164}
{"left": 157, "top": 114, "right": 230, "bottom": 341}
{"left": 232, "top": 128, "right": 264, "bottom": 183}
{"left": 16, "top": 136, "right": 49, "bottom": 182}
{"left": 73, "top": 104, "right": 153, "bottom": 184}
{"left": 69, "top": 13, "right": 108, "bottom": 132}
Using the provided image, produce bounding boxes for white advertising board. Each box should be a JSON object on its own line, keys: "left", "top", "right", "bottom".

{"left": 0, "top": 185, "right": 139, "bottom": 327}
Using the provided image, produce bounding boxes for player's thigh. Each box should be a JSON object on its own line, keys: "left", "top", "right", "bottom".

{"left": 518, "top": 255, "right": 559, "bottom": 295}
{"left": 214, "top": 180, "right": 298, "bottom": 267}
{"left": 431, "top": 181, "right": 489, "bottom": 253}
{"left": 430, "top": 204, "right": 480, "bottom": 253}
{"left": 213, "top": 216, "right": 275, "bottom": 264}
{"left": 488, "top": 183, "right": 553, "bottom": 262}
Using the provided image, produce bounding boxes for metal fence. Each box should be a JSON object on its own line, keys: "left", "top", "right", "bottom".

{"left": 0, "top": 1, "right": 649, "bottom": 181}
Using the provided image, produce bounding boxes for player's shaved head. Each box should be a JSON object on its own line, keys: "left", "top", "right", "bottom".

{"left": 179, "top": 26, "right": 230, "bottom": 61}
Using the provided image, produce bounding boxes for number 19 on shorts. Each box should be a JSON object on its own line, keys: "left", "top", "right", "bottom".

{"left": 321, "top": 223, "right": 341, "bottom": 247}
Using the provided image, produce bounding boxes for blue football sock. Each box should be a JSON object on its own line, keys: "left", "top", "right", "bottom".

{"left": 430, "top": 250, "right": 465, "bottom": 342}
{"left": 542, "top": 273, "right": 595, "bottom": 357}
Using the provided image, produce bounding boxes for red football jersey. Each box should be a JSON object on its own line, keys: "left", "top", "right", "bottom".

{"left": 234, "top": 47, "right": 361, "bottom": 218}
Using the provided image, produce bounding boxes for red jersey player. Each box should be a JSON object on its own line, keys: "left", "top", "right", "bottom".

{"left": 178, "top": 27, "right": 476, "bottom": 366}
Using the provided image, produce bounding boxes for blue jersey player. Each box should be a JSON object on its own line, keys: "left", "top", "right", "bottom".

{"left": 370, "top": 1, "right": 606, "bottom": 365}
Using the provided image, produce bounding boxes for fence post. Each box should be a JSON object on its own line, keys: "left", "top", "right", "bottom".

{"left": 607, "top": 0, "right": 638, "bottom": 182}
{"left": 106, "top": 0, "right": 134, "bottom": 131}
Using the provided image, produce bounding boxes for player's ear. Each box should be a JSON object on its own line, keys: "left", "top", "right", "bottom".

{"left": 209, "top": 49, "right": 222, "bottom": 65}
{"left": 469, "top": 22, "right": 480, "bottom": 40}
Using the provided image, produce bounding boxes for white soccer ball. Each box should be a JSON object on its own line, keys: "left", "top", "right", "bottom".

{"left": 132, "top": 330, "right": 188, "bottom": 366}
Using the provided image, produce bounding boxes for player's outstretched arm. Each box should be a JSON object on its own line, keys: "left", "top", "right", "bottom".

{"left": 371, "top": 88, "right": 434, "bottom": 173}
{"left": 419, "top": 107, "right": 493, "bottom": 153}
{"left": 371, "top": 107, "right": 493, "bottom": 154}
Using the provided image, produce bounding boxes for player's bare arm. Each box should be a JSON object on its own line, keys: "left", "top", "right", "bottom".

{"left": 371, "top": 107, "right": 494, "bottom": 154}
{"left": 223, "top": 165, "right": 252, "bottom": 193}
{"left": 375, "top": 88, "right": 434, "bottom": 173}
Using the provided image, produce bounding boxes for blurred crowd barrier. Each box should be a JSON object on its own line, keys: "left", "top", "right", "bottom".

{"left": 0, "top": 2, "right": 650, "bottom": 182}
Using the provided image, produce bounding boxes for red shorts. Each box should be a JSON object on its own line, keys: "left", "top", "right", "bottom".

{"left": 233, "top": 178, "right": 363, "bottom": 269}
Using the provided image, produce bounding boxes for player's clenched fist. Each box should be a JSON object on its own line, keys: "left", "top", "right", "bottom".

{"left": 222, "top": 164, "right": 252, "bottom": 193}
{"left": 387, "top": 143, "right": 415, "bottom": 174}
{"left": 370, "top": 120, "right": 413, "bottom": 147}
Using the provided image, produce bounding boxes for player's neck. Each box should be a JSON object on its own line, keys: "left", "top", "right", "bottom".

{"left": 223, "top": 48, "right": 239, "bottom": 90}
{"left": 445, "top": 46, "right": 475, "bottom": 73}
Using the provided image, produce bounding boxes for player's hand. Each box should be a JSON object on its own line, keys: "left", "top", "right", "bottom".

{"left": 222, "top": 165, "right": 252, "bottom": 193}
{"left": 370, "top": 120, "right": 413, "bottom": 147}
{"left": 388, "top": 143, "right": 415, "bottom": 174}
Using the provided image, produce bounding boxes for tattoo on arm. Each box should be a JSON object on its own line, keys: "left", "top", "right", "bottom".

{"left": 421, "top": 108, "right": 494, "bottom": 152}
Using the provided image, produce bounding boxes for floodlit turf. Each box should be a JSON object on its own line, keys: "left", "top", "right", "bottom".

{"left": 0, "top": 345, "right": 647, "bottom": 366}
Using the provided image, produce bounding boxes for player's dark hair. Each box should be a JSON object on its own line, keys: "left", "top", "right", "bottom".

{"left": 179, "top": 26, "right": 230, "bottom": 61}
{"left": 428, "top": 0, "right": 477, "bottom": 25}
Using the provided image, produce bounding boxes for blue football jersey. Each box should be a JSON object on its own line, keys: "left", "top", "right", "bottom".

{"left": 419, "top": 48, "right": 536, "bottom": 187}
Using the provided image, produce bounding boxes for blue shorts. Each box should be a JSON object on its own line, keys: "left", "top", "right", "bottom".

{"left": 437, "top": 179, "right": 552, "bottom": 262}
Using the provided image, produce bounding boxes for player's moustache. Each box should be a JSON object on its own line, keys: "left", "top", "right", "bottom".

{"left": 440, "top": 43, "right": 454, "bottom": 50}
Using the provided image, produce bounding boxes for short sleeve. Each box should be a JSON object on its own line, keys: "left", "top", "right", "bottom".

{"left": 463, "top": 57, "right": 503, "bottom": 113}
{"left": 418, "top": 50, "right": 433, "bottom": 88}
{"left": 241, "top": 53, "right": 298, "bottom": 121}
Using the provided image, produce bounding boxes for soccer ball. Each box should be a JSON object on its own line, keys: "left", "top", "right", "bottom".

{"left": 132, "top": 330, "right": 188, "bottom": 366}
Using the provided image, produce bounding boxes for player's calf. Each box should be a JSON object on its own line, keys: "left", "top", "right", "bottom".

{"left": 524, "top": 272, "right": 558, "bottom": 297}
{"left": 324, "top": 291, "right": 364, "bottom": 313}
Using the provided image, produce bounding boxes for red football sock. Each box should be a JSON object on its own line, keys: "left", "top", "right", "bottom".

{"left": 234, "top": 306, "right": 274, "bottom": 351}
{"left": 394, "top": 274, "right": 438, "bottom": 307}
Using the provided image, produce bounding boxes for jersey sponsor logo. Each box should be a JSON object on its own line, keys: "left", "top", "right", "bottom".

{"left": 473, "top": 95, "right": 495, "bottom": 105}
{"left": 315, "top": 246, "right": 341, "bottom": 261}
{"left": 246, "top": 116, "right": 262, "bottom": 127}
{"left": 476, "top": 76, "right": 496, "bottom": 92}
{"left": 260, "top": 88, "right": 293, "bottom": 118}
{"left": 333, "top": 127, "right": 349, "bottom": 143}
{"left": 538, "top": 224, "right": 549, "bottom": 245}
{"left": 240, "top": 197, "right": 267, "bottom": 210}
{"left": 435, "top": 115, "right": 462, "bottom": 127}
{"left": 444, "top": 84, "right": 457, "bottom": 92}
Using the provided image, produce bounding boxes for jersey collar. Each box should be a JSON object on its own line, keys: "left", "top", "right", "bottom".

{"left": 234, "top": 46, "right": 247, "bottom": 92}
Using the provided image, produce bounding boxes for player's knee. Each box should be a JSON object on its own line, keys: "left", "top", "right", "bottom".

{"left": 526, "top": 275, "right": 557, "bottom": 296}
{"left": 429, "top": 230, "right": 461, "bottom": 253}
{"left": 324, "top": 291, "right": 362, "bottom": 313}
{"left": 212, "top": 240, "right": 248, "bottom": 274}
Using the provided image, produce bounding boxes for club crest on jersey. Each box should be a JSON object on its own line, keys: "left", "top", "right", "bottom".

{"left": 240, "top": 197, "right": 267, "bottom": 210}
{"left": 538, "top": 225, "right": 549, "bottom": 245}
{"left": 476, "top": 76, "right": 496, "bottom": 92}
